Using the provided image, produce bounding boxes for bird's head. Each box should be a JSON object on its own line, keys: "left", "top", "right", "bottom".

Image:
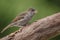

{"left": 27, "top": 8, "right": 37, "bottom": 14}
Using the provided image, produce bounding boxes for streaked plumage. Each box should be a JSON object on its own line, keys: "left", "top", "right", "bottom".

{"left": 1, "top": 8, "right": 37, "bottom": 33}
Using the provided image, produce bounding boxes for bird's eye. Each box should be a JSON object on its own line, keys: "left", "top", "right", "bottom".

{"left": 31, "top": 9, "right": 35, "bottom": 12}
{"left": 28, "top": 8, "right": 35, "bottom": 12}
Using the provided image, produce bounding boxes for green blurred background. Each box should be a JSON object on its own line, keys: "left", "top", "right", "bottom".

{"left": 0, "top": 0, "right": 60, "bottom": 40}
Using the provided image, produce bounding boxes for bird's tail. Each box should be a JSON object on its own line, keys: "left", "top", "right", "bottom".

{"left": 0, "top": 24, "right": 13, "bottom": 33}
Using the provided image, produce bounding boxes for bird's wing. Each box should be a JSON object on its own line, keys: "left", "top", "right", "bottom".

{"left": 11, "top": 12, "right": 27, "bottom": 23}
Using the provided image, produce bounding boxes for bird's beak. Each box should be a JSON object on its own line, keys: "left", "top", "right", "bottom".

{"left": 35, "top": 10, "right": 37, "bottom": 13}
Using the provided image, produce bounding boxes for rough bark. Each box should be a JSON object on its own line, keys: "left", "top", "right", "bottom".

{"left": 0, "top": 13, "right": 60, "bottom": 40}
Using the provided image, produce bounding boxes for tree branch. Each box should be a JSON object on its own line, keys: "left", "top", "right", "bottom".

{"left": 0, "top": 13, "right": 60, "bottom": 40}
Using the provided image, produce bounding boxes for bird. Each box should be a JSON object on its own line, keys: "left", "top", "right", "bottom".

{"left": 1, "top": 8, "right": 37, "bottom": 33}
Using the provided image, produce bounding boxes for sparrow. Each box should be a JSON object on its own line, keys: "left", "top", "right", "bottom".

{"left": 1, "top": 8, "right": 37, "bottom": 33}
